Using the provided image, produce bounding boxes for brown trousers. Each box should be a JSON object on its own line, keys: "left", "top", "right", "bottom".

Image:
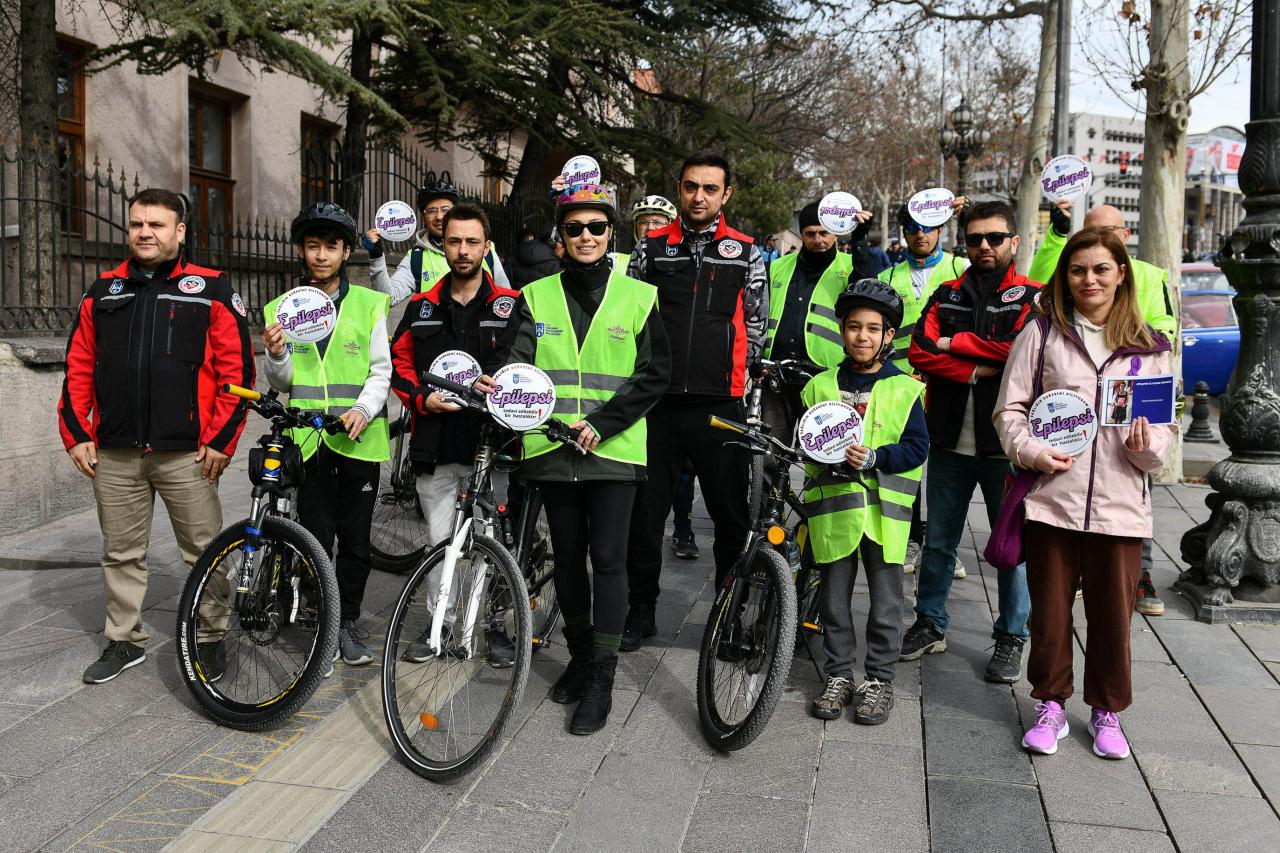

{"left": 92, "top": 449, "right": 223, "bottom": 645}
{"left": 1026, "top": 521, "right": 1142, "bottom": 712}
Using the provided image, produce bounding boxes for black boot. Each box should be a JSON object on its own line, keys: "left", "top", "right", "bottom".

{"left": 570, "top": 649, "right": 618, "bottom": 735}
{"left": 619, "top": 607, "right": 656, "bottom": 653}
{"left": 550, "top": 624, "right": 594, "bottom": 704}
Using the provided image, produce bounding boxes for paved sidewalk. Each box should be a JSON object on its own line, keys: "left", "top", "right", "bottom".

{"left": 0, "top": 458, "right": 1278, "bottom": 850}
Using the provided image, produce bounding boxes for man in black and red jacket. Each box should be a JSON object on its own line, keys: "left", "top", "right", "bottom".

{"left": 58, "top": 187, "right": 255, "bottom": 685}
{"left": 389, "top": 203, "right": 521, "bottom": 667}
{"left": 904, "top": 199, "right": 1043, "bottom": 685}
{"left": 622, "top": 152, "right": 769, "bottom": 651}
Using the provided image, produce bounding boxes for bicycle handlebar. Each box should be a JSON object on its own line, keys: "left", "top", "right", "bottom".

{"left": 222, "top": 384, "right": 346, "bottom": 435}
{"left": 225, "top": 384, "right": 261, "bottom": 402}
{"left": 422, "top": 372, "right": 583, "bottom": 449}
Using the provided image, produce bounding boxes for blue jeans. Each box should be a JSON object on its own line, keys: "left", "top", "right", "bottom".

{"left": 914, "top": 449, "right": 1030, "bottom": 640}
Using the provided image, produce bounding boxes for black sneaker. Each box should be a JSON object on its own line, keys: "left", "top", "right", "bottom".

{"left": 853, "top": 678, "right": 894, "bottom": 725}
{"left": 83, "top": 641, "right": 145, "bottom": 684}
{"left": 619, "top": 608, "right": 656, "bottom": 653}
{"left": 985, "top": 635, "right": 1025, "bottom": 683}
{"left": 811, "top": 675, "right": 853, "bottom": 720}
{"left": 197, "top": 641, "right": 226, "bottom": 683}
{"left": 898, "top": 618, "right": 947, "bottom": 661}
{"left": 485, "top": 625, "right": 516, "bottom": 669}
{"left": 671, "top": 531, "right": 700, "bottom": 560}
{"left": 338, "top": 620, "right": 374, "bottom": 666}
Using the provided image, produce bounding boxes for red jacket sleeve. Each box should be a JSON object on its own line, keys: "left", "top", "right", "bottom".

{"left": 908, "top": 289, "right": 977, "bottom": 384}
{"left": 200, "top": 280, "right": 255, "bottom": 456}
{"left": 390, "top": 307, "right": 419, "bottom": 408}
{"left": 58, "top": 295, "right": 98, "bottom": 449}
{"left": 950, "top": 301, "right": 1035, "bottom": 362}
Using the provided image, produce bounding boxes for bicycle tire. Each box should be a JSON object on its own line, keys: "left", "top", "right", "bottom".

{"left": 514, "top": 488, "right": 560, "bottom": 648}
{"left": 382, "top": 532, "right": 531, "bottom": 782}
{"left": 746, "top": 454, "right": 765, "bottom": 530}
{"left": 696, "top": 544, "right": 797, "bottom": 752}
{"left": 176, "top": 516, "right": 339, "bottom": 730}
{"left": 371, "top": 414, "right": 430, "bottom": 574}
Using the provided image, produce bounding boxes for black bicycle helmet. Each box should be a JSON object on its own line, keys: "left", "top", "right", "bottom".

{"left": 290, "top": 202, "right": 358, "bottom": 247}
{"left": 834, "top": 278, "right": 904, "bottom": 332}
{"left": 417, "top": 177, "right": 460, "bottom": 211}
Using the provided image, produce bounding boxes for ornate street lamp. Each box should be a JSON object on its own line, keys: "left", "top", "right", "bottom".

{"left": 940, "top": 98, "right": 991, "bottom": 245}
{"left": 1176, "top": 1, "right": 1280, "bottom": 622}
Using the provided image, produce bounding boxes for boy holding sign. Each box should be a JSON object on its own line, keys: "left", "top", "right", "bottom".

{"left": 263, "top": 203, "right": 392, "bottom": 669}
{"left": 802, "top": 279, "right": 928, "bottom": 726}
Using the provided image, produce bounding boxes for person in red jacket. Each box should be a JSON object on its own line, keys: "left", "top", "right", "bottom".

{"left": 58, "top": 187, "right": 255, "bottom": 685}
{"left": 904, "top": 200, "right": 1042, "bottom": 684}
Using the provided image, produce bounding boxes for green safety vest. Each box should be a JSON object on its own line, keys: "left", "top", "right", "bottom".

{"left": 520, "top": 271, "right": 657, "bottom": 465}
{"left": 877, "top": 254, "right": 970, "bottom": 362}
{"left": 1027, "top": 228, "right": 1177, "bottom": 336}
{"left": 764, "top": 251, "right": 852, "bottom": 369}
{"left": 611, "top": 252, "right": 632, "bottom": 274}
{"left": 264, "top": 285, "right": 391, "bottom": 463}
{"left": 800, "top": 369, "right": 925, "bottom": 565}
{"left": 414, "top": 244, "right": 492, "bottom": 292}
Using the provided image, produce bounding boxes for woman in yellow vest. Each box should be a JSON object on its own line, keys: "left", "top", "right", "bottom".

{"left": 801, "top": 278, "right": 928, "bottom": 726}
{"left": 487, "top": 184, "right": 670, "bottom": 735}
{"left": 263, "top": 202, "right": 392, "bottom": 671}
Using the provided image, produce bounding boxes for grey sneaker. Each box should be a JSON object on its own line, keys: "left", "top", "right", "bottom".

{"left": 83, "top": 641, "right": 145, "bottom": 684}
{"left": 338, "top": 620, "right": 374, "bottom": 666}
{"left": 811, "top": 675, "right": 854, "bottom": 720}
{"left": 985, "top": 635, "right": 1025, "bottom": 683}
{"left": 903, "top": 541, "right": 922, "bottom": 575}
{"left": 853, "top": 678, "right": 894, "bottom": 725}
{"left": 899, "top": 618, "right": 947, "bottom": 661}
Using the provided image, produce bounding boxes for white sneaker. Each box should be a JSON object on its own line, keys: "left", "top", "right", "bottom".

{"left": 903, "top": 541, "right": 922, "bottom": 575}
{"left": 953, "top": 558, "right": 967, "bottom": 579}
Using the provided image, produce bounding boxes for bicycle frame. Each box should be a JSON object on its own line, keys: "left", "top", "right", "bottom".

{"left": 234, "top": 422, "right": 299, "bottom": 613}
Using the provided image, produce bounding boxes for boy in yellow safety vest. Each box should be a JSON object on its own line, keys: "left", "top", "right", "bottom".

{"left": 263, "top": 202, "right": 392, "bottom": 670}
{"left": 801, "top": 279, "right": 928, "bottom": 726}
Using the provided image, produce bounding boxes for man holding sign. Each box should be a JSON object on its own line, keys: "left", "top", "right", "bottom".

{"left": 263, "top": 202, "right": 392, "bottom": 669}
{"left": 800, "top": 279, "right": 928, "bottom": 726}
{"left": 906, "top": 201, "right": 1042, "bottom": 683}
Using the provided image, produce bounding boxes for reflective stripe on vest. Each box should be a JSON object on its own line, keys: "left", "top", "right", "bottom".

{"left": 264, "top": 285, "right": 391, "bottom": 463}
{"left": 878, "top": 257, "right": 969, "bottom": 359}
{"left": 520, "top": 271, "right": 657, "bottom": 465}
{"left": 764, "top": 251, "right": 853, "bottom": 369}
{"left": 800, "top": 369, "right": 925, "bottom": 564}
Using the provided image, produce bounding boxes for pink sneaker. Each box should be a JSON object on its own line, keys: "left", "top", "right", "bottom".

{"left": 1089, "top": 709, "right": 1131, "bottom": 759}
{"left": 1022, "top": 701, "right": 1069, "bottom": 754}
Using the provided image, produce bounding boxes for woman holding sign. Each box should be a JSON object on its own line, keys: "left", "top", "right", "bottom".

{"left": 994, "top": 228, "right": 1174, "bottom": 761}
{"left": 488, "top": 184, "right": 670, "bottom": 735}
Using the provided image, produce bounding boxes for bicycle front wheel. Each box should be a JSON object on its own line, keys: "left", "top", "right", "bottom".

{"left": 514, "top": 488, "right": 559, "bottom": 648}
{"left": 370, "top": 413, "right": 430, "bottom": 574}
{"left": 696, "top": 544, "right": 797, "bottom": 751}
{"left": 382, "top": 532, "right": 532, "bottom": 782}
{"left": 177, "top": 516, "right": 339, "bottom": 730}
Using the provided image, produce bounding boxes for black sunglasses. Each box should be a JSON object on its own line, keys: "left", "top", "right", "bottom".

{"left": 560, "top": 220, "right": 611, "bottom": 238}
{"left": 965, "top": 231, "right": 1014, "bottom": 248}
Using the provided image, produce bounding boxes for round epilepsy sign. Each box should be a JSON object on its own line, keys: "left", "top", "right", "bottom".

{"left": 486, "top": 363, "right": 556, "bottom": 432}
{"left": 796, "top": 400, "right": 864, "bottom": 464}
{"left": 428, "top": 350, "right": 482, "bottom": 389}
{"left": 817, "top": 191, "right": 862, "bottom": 236}
{"left": 374, "top": 200, "right": 417, "bottom": 242}
{"left": 275, "top": 286, "right": 337, "bottom": 343}
{"left": 1040, "top": 155, "right": 1093, "bottom": 202}
{"left": 907, "top": 187, "right": 955, "bottom": 227}
{"left": 1028, "top": 389, "right": 1098, "bottom": 456}
{"left": 561, "top": 155, "right": 602, "bottom": 187}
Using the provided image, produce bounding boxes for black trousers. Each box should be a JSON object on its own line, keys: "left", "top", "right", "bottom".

{"left": 297, "top": 443, "right": 378, "bottom": 623}
{"left": 671, "top": 460, "right": 696, "bottom": 537}
{"left": 539, "top": 481, "right": 635, "bottom": 638}
{"left": 627, "top": 397, "right": 750, "bottom": 610}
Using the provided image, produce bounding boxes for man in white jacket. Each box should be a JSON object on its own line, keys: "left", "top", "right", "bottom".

{"left": 366, "top": 178, "right": 510, "bottom": 304}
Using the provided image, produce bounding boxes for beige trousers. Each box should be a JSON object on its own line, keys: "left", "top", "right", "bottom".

{"left": 92, "top": 448, "right": 223, "bottom": 645}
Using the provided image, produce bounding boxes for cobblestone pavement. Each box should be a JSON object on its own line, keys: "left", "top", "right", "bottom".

{"left": 1, "top": 451, "right": 1278, "bottom": 852}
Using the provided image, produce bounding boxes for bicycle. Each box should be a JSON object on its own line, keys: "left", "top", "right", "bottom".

{"left": 175, "top": 384, "right": 345, "bottom": 730}
{"left": 369, "top": 406, "right": 430, "bottom": 574}
{"left": 381, "top": 371, "right": 580, "bottom": 781}
{"left": 744, "top": 358, "right": 822, "bottom": 529}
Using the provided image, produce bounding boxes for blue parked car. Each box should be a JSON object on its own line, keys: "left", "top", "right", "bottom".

{"left": 1181, "top": 288, "right": 1238, "bottom": 396}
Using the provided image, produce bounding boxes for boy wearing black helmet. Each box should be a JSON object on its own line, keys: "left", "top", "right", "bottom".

{"left": 367, "top": 178, "right": 511, "bottom": 303}
{"left": 263, "top": 202, "right": 392, "bottom": 669}
{"left": 800, "top": 278, "right": 928, "bottom": 726}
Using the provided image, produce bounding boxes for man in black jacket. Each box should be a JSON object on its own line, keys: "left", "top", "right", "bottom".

{"left": 505, "top": 227, "right": 560, "bottom": 289}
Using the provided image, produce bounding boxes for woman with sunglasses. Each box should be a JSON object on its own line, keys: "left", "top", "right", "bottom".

{"left": 994, "top": 227, "right": 1174, "bottom": 760}
{"left": 489, "top": 184, "right": 670, "bottom": 734}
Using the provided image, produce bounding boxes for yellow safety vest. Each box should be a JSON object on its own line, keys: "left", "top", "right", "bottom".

{"left": 764, "top": 251, "right": 852, "bottom": 369}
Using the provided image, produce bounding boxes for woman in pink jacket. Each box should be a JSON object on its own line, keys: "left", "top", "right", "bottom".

{"left": 994, "top": 228, "right": 1174, "bottom": 761}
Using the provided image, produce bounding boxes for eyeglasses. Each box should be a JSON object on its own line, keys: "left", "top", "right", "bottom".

{"left": 560, "top": 220, "right": 611, "bottom": 238}
{"left": 423, "top": 205, "right": 453, "bottom": 217}
{"left": 904, "top": 221, "right": 942, "bottom": 235}
{"left": 965, "top": 231, "right": 1014, "bottom": 248}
